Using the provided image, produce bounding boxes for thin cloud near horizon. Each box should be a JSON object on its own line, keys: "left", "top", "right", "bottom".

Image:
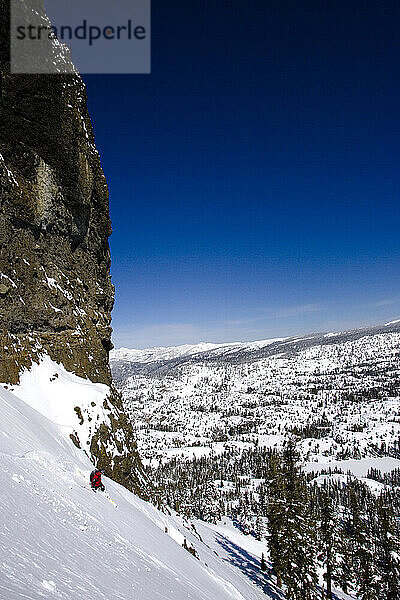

{"left": 112, "top": 302, "right": 400, "bottom": 350}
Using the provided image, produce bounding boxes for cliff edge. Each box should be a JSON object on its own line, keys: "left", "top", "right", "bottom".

{"left": 0, "top": 0, "right": 149, "bottom": 497}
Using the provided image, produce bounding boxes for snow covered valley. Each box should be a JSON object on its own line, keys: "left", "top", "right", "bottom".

{"left": 111, "top": 321, "right": 400, "bottom": 472}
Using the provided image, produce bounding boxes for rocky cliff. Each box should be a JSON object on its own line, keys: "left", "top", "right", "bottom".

{"left": 0, "top": 1, "right": 149, "bottom": 497}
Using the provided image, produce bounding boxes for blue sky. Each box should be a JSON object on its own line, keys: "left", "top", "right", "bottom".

{"left": 84, "top": 1, "right": 400, "bottom": 348}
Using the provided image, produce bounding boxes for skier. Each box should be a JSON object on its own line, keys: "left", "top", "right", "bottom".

{"left": 90, "top": 468, "right": 105, "bottom": 492}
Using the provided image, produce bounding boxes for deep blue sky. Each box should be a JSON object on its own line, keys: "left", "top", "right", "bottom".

{"left": 84, "top": 0, "right": 400, "bottom": 348}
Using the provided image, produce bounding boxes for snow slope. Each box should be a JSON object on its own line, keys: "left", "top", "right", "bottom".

{"left": 0, "top": 379, "right": 276, "bottom": 600}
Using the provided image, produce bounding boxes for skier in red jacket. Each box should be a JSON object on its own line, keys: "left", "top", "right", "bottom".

{"left": 90, "top": 468, "right": 105, "bottom": 492}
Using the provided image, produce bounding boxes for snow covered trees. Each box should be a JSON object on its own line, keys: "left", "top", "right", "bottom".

{"left": 315, "top": 487, "right": 340, "bottom": 600}
{"left": 266, "top": 443, "right": 317, "bottom": 599}
{"left": 376, "top": 492, "right": 400, "bottom": 600}
{"left": 149, "top": 445, "right": 400, "bottom": 599}
{"left": 332, "top": 482, "right": 400, "bottom": 600}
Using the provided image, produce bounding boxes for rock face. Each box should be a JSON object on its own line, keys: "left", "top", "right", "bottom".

{"left": 0, "top": 9, "right": 113, "bottom": 385}
{"left": 0, "top": 1, "right": 149, "bottom": 497}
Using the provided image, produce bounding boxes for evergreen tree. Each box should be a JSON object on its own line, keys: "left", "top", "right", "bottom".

{"left": 260, "top": 553, "right": 267, "bottom": 572}
{"left": 266, "top": 449, "right": 286, "bottom": 588}
{"left": 255, "top": 515, "right": 267, "bottom": 540}
{"left": 376, "top": 491, "right": 400, "bottom": 600}
{"left": 281, "top": 441, "right": 318, "bottom": 600}
{"left": 267, "top": 442, "right": 318, "bottom": 599}
{"left": 316, "top": 486, "right": 339, "bottom": 600}
{"left": 334, "top": 480, "right": 355, "bottom": 595}
{"left": 348, "top": 481, "right": 379, "bottom": 600}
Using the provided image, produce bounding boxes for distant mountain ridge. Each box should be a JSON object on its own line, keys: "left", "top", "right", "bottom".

{"left": 111, "top": 319, "right": 400, "bottom": 379}
{"left": 112, "top": 336, "right": 288, "bottom": 364}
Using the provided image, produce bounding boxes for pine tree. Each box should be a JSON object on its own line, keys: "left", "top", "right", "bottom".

{"left": 255, "top": 515, "right": 267, "bottom": 540}
{"left": 316, "top": 486, "right": 339, "bottom": 600}
{"left": 376, "top": 491, "right": 400, "bottom": 600}
{"left": 281, "top": 441, "right": 318, "bottom": 600}
{"left": 333, "top": 476, "right": 356, "bottom": 595}
{"left": 266, "top": 442, "right": 318, "bottom": 599}
{"left": 266, "top": 449, "right": 286, "bottom": 588}
{"left": 260, "top": 553, "right": 267, "bottom": 572}
{"left": 334, "top": 514, "right": 354, "bottom": 596}
{"left": 192, "top": 479, "right": 220, "bottom": 523}
{"left": 349, "top": 481, "right": 379, "bottom": 600}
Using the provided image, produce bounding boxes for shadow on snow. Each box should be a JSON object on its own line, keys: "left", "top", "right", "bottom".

{"left": 215, "top": 534, "right": 285, "bottom": 600}
{"left": 215, "top": 534, "right": 347, "bottom": 600}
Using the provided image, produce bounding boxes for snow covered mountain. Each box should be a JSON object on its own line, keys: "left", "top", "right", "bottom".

{"left": 0, "top": 361, "right": 295, "bottom": 600}
{"left": 112, "top": 337, "right": 288, "bottom": 368}
{"left": 111, "top": 319, "right": 400, "bottom": 377}
{"left": 110, "top": 320, "right": 400, "bottom": 471}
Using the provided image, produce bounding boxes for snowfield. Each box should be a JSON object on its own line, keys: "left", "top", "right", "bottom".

{"left": 0, "top": 363, "right": 284, "bottom": 600}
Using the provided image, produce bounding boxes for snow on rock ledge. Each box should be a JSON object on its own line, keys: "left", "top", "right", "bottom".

{"left": 1, "top": 355, "right": 149, "bottom": 497}
{"left": 3, "top": 354, "right": 111, "bottom": 453}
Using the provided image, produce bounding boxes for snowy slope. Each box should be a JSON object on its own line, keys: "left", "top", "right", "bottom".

{"left": 0, "top": 380, "right": 277, "bottom": 600}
